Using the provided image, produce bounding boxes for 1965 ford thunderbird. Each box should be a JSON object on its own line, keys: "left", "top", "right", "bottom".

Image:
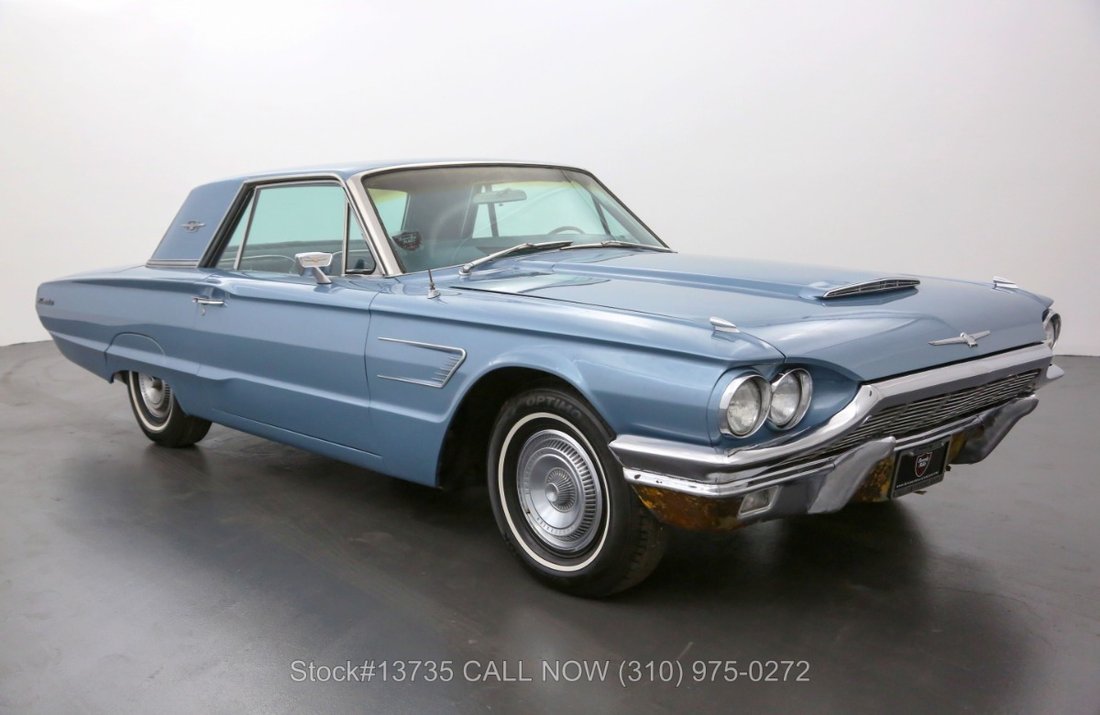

{"left": 36, "top": 161, "right": 1064, "bottom": 595}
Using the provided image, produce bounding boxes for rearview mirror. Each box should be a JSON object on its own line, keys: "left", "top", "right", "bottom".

{"left": 472, "top": 188, "right": 527, "bottom": 205}
{"left": 295, "top": 252, "right": 333, "bottom": 284}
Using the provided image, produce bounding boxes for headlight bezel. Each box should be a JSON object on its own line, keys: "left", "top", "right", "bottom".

{"left": 768, "top": 368, "right": 814, "bottom": 431}
{"left": 1042, "top": 309, "right": 1061, "bottom": 349}
{"left": 719, "top": 373, "right": 772, "bottom": 437}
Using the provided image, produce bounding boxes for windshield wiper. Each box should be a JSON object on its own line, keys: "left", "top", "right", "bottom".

{"left": 561, "top": 240, "right": 673, "bottom": 252}
{"left": 458, "top": 240, "right": 574, "bottom": 275}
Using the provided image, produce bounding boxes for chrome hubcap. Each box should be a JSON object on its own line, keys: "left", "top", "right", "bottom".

{"left": 137, "top": 373, "right": 171, "bottom": 420}
{"left": 516, "top": 429, "right": 603, "bottom": 553}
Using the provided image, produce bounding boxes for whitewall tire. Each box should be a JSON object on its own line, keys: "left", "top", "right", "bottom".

{"left": 487, "top": 386, "right": 667, "bottom": 596}
{"left": 126, "top": 371, "right": 211, "bottom": 447}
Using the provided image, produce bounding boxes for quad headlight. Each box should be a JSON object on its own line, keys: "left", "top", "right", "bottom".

{"left": 1043, "top": 309, "right": 1061, "bottom": 348}
{"left": 768, "top": 369, "right": 813, "bottom": 430}
{"left": 719, "top": 369, "right": 814, "bottom": 437}
{"left": 719, "top": 374, "right": 772, "bottom": 437}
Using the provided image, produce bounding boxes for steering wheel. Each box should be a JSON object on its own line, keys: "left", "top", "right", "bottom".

{"left": 548, "top": 225, "right": 585, "bottom": 235}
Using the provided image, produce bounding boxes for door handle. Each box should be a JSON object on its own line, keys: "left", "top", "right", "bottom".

{"left": 192, "top": 296, "right": 225, "bottom": 314}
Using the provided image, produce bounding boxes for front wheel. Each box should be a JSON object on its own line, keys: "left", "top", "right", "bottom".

{"left": 488, "top": 387, "right": 667, "bottom": 597}
{"left": 126, "top": 371, "right": 211, "bottom": 447}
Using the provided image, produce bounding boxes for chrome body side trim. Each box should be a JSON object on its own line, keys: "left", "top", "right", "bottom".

{"left": 375, "top": 337, "right": 467, "bottom": 388}
{"left": 610, "top": 343, "right": 1055, "bottom": 483}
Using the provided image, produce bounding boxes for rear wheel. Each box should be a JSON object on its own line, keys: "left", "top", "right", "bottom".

{"left": 126, "top": 371, "right": 211, "bottom": 447}
{"left": 488, "top": 387, "right": 667, "bottom": 597}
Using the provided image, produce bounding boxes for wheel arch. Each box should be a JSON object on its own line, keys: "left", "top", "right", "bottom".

{"left": 436, "top": 363, "right": 605, "bottom": 490}
{"left": 105, "top": 332, "right": 167, "bottom": 381}
{"left": 104, "top": 332, "right": 203, "bottom": 414}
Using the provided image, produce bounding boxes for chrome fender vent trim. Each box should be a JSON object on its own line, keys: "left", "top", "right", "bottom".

{"left": 821, "top": 277, "right": 920, "bottom": 299}
{"left": 376, "top": 337, "right": 466, "bottom": 388}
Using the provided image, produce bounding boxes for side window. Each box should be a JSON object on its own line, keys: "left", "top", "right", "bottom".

{"left": 215, "top": 195, "right": 254, "bottom": 269}
{"left": 237, "top": 184, "right": 347, "bottom": 273}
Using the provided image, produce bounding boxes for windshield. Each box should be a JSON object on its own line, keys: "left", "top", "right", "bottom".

{"left": 361, "top": 165, "right": 664, "bottom": 273}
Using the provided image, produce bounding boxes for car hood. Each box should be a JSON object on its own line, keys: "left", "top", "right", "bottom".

{"left": 455, "top": 250, "right": 1050, "bottom": 381}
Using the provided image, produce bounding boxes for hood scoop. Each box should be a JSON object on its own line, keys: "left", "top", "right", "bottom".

{"left": 820, "top": 277, "right": 920, "bottom": 299}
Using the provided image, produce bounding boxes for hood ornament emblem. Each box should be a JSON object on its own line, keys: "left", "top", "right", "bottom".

{"left": 180, "top": 220, "right": 205, "bottom": 232}
{"left": 709, "top": 317, "right": 740, "bottom": 334}
{"left": 930, "top": 330, "right": 991, "bottom": 348}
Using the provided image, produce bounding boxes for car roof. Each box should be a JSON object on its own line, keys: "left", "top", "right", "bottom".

{"left": 211, "top": 159, "right": 583, "bottom": 183}
{"left": 149, "top": 160, "right": 590, "bottom": 266}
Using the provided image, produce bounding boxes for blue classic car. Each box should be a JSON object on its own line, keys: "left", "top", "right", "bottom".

{"left": 36, "top": 161, "right": 1063, "bottom": 595}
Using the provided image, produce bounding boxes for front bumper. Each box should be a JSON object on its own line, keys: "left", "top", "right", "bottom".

{"left": 611, "top": 344, "right": 1062, "bottom": 532}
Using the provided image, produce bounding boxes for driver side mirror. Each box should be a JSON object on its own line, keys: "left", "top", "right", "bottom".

{"left": 295, "top": 252, "right": 333, "bottom": 285}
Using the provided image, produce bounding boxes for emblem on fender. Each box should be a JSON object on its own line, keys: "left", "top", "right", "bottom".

{"left": 180, "top": 220, "right": 205, "bottom": 232}
{"left": 929, "top": 330, "right": 991, "bottom": 348}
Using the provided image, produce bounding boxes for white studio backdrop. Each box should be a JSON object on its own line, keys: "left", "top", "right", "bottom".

{"left": 1, "top": 0, "right": 1097, "bottom": 354}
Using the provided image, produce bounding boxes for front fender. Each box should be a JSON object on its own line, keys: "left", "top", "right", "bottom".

{"left": 364, "top": 290, "right": 784, "bottom": 485}
{"left": 479, "top": 344, "right": 724, "bottom": 446}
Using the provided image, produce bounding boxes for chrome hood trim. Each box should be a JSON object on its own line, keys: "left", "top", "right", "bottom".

{"left": 821, "top": 277, "right": 921, "bottom": 299}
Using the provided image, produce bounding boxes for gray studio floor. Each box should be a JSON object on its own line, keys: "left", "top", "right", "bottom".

{"left": 1, "top": 341, "right": 1097, "bottom": 714}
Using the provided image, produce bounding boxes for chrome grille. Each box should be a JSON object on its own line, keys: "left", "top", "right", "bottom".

{"left": 819, "top": 369, "right": 1040, "bottom": 457}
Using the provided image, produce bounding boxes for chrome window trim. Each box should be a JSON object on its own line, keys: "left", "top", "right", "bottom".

{"left": 200, "top": 173, "right": 381, "bottom": 278}
{"left": 342, "top": 202, "right": 350, "bottom": 275}
{"left": 146, "top": 258, "right": 200, "bottom": 268}
{"left": 235, "top": 179, "right": 343, "bottom": 272}
{"left": 232, "top": 189, "right": 261, "bottom": 270}
{"left": 346, "top": 161, "right": 670, "bottom": 277}
{"left": 345, "top": 175, "right": 402, "bottom": 276}
{"left": 610, "top": 343, "right": 1056, "bottom": 482}
{"left": 200, "top": 172, "right": 343, "bottom": 269}
{"left": 345, "top": 201, "right": 376, "bottom": 274}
